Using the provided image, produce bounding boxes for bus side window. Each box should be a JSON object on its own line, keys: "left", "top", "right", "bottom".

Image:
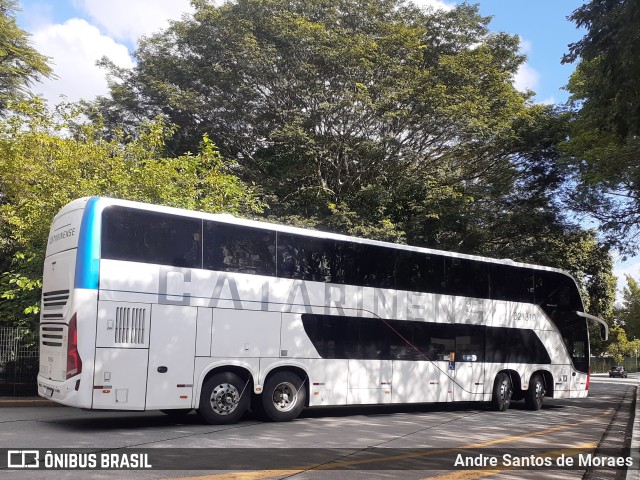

{"left": 455, "top": 325, "right": 485, "bottom": 362}
{"left": 443, "top": 257, "right": 489, "bottom": 299}
{"left": 490, "top": 264, "right": 534, "bottom": 303}
{"left": 395, "top": 251, "right": 445, "bottom": 294}
{"left": 203, "top": 222, "right": 276, "bottom": 276}
{"left": 102, "top": 206, "right": 202, "bottom": 268}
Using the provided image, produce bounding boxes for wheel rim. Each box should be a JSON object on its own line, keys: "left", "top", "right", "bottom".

{"left": 500, "top": 380, "right": 512, "bottom": 405}
{"left": 535, "top": 380, "right": 544, "bottom": 405}
{"left": 210, "top": 383, "right": 241, "bottom": 416}
{"left": 271, "top": 381, "right": 298, "bottom": 412}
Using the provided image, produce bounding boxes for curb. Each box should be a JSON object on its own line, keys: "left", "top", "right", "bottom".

{"left": 0, "top": 397, "right": 66, "bottom": 408}
{"left": 627, "top": 384, "right": 640, "bottom": 480}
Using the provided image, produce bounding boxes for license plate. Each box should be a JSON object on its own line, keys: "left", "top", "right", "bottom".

{"left": 45, "top": 387, "right": 54, "bottom": 397}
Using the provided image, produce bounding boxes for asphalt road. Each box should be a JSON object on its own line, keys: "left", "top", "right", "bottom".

{"left": 0, "top": 374, "right": 637, "bottom": 480}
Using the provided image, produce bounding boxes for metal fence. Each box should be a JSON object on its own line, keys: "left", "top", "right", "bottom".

{"left": 0, "top": 327, "right": 38, "bottom": 397}
{"left": 588, "top": 356, "right": 640, "bottom": 374}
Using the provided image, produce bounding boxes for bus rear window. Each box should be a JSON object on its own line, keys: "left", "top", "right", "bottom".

{"left": 101, "top": 206, "right": 202, "bottom": 268}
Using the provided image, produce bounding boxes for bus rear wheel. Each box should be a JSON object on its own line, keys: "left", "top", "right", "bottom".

{"left": 491, "top": 372, "right": 513, "bottom": 412}
{"left": 261, "top": 371, "right": 306, "bottom": 422}
{"left": 524, "top": 374, "right": 545, "bottom": 411}
{"left": 199, "top": 372, "right": 249, "bottom": 425}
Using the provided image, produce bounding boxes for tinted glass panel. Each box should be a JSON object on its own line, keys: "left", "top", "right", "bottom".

{"left": 277, "top": 235, "right": 395, "bottom": 287}
{"left": 443, "top": 257, "right": 489, "bottom": 298}
{"left": 276, "top": 234, "right": 341, "bottom": 282}
{"left": 302, "top": 314, "right": 552, "bottom": 365}
{"left": 204, "top": 221, "right": 276, "bottom": 276}
{"left": 454, "top": 325, "right": 485, "bottom": 362}
{"left": 300, "top": 315, "right": 379, "bottom": 359}
{"left": 302, "top": 315, "right": 486, "bottom": 362}
{"left": 102, "top": 206, "right": 202, "bottom": 268}
{"left": 534, "top": 270, "right": 583, "bottom": 311}
{"left": 546, "top": 311, "right": 589, "bottom": 373}
{"left": 386, "top": 320, "right": 456, "bottom": 361}
{"left": 490, "top": 264, "right": 535, "bottom": 303}
{"left": 342, "top": 243, "right": 395, "bottom": 288}
{"left": 396, "top": 251, "right": 445, "bottom": 293}
{"left": 485, "top": 327, "right": 551, "bottom": 364}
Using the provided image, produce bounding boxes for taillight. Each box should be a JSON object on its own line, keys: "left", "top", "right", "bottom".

{"left": 66, "top": 313, "right": 82, "bottom": 379}
{"left": 585, "top": 368, "right": 590, "bottom": 390}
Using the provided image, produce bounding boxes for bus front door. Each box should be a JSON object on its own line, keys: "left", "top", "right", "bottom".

{"left": 146, "top": 304, "right": 197, "bottom": 410}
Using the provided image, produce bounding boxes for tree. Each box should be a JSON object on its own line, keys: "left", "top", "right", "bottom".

{"left": 94, "top": 0, "right": 616, "bottom": 319}
{"left": 604, "top": 324, "right": 630, "bottom": 365}
{"left": 616, "top": 275, "right": 640, "bottom": 341}
{"left": 563, "top": 0, "right": 640, "bottom": 252}
{"left": 0, "top": 99, "right": 263, "bottom": 327}
{"left": 96, "top": 0, "right": 529, "bottom": 231}
{"left": 0, "top": 0, "right": 52, "bottom": 114}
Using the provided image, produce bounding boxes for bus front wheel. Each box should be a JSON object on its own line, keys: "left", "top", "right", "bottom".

{"left": 199, "top": 372, "right": 249, "bottom": 425}
{"left": 491, "top": 372, "right": 513, "bottom": 412}
{"left": 524, "top": 374, "right": 545, "bottom": 411}
{"left": 261, "top": 371, "right": 306, "bottom": 422}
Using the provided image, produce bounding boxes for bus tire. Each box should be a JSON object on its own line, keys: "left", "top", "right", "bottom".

{"left": 199, "top": 372, "right": 249, "bottom": 425}
{"left": 261, "top": 371, "right": 306, "bottom": 422}
{"left": 491, "top": 372, "right": 513, "bottom": 412}
{"left": 524, "top": 374, "right": 545, "bottom": 411}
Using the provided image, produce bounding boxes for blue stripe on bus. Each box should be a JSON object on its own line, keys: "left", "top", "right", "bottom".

{"left": 74, "top": 197, "right": 102, "bottom": 289}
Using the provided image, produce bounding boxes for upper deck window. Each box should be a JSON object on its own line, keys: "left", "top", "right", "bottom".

{"left": 203, "top": 221, "right": 276, "bottom": 276}
{"left": 101, "top": 206, "right": 202, "bottom": 268}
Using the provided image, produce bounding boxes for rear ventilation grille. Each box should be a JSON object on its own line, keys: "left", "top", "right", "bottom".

{"left": 114, "top": 307, "right": 146, "bottom": 344}
{"left": 41, "top": 325, "right": 64, "bottom": 347}
{"left": 42, "top": 290, "right": 70, "bottom": 310}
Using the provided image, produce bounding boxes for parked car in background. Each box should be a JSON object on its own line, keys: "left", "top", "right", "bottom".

{"left": 609, "top": 366, "right": 628, "bottom": 378}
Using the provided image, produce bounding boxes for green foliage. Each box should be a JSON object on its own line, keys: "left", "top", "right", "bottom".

{"left": 97, "top": 0, "right": 528, "bottom": 231}
{"left": 0, "top": 0, "right": 52, "bottom": 114}
{"left": 616, "top": 275, "right": 640, "bottom": 341}
{"left": 0, "top": 254, "right": 41, "bottom": 328}
{"left": 0, "top": 99, "right": 263, "bottom": 325}
{"left": 563, "top": 0, "right": 640, "bottom": 252}
{"left": 604, "top": 324, "right": 629, "bottom": 365}
{"left": 564, "top": 0, "right": 640, "bottom": 140}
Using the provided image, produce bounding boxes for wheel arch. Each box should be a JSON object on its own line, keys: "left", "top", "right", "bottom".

{"left": 262, "top": 364, "right": 311, "bottom": 407}
{"left": 531, "top": 369, "right": 554, "bottom": 398}
{"left": 195, "top": 363, "right": 256, "bottom": 409}
{"left": 496, "top": 369, "right": 522, "bottom": 395}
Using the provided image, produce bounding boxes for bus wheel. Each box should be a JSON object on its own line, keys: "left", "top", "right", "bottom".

{"left": 524, "top": 374, "right": 545, "bottom": 411}
{"left": 199, "top": 372, "right": 249, "bottom": 425}
{"left": 262, "top": 371, "right": 306, "bottom": 422}
{"left": 491, "top": 372, "right": 513, "bottom": 412}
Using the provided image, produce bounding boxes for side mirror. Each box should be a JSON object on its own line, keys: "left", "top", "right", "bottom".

{"left": 600, "top": 324, "right": 609, "bottom": 342}
{"left": 576, "top": 311, "right": 609, "bottom": 341}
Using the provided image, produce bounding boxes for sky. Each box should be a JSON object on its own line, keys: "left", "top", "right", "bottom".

{"left": 12, "top": 0, "right": 639, "bottom": 299}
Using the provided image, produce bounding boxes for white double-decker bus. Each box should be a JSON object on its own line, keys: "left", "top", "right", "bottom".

{"left": 38, "top": 197, "right": 608, "bottom": 424}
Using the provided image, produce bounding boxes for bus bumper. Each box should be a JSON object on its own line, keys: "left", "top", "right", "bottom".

{"left": 37, "top": 374, "right": 92, "bottom": 408}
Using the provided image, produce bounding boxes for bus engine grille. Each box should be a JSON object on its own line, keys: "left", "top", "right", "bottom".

{"left": 114, "top": 307, "right": 146, "bottom": 344}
